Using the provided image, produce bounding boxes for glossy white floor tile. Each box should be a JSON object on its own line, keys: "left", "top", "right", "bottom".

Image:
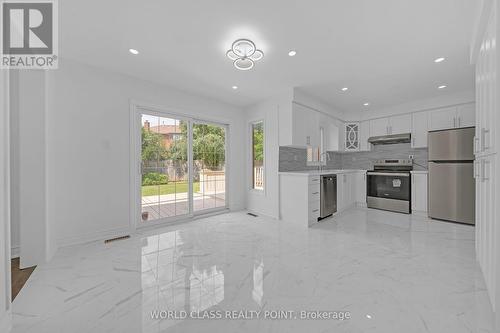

{"left": 10, "top": 208, "right": 495, "bottom": 332}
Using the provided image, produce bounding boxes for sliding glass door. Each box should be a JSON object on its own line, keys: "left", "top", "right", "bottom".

{"left": 192, "top": 122, "right": 226, "bottom": 212}
{"left": 138, "top": 110, "right": 227, "bottom": 226}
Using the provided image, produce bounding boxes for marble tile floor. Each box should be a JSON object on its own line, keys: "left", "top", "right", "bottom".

{"left": 10, "top": 208, "right": 495, "bottom": 333}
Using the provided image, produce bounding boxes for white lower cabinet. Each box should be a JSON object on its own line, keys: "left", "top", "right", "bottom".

{"left": 475, "top": 154, "right": 496, "bottom": 296}
{"left": 354, "top": 171, "right": 367, "bottom": 206}
{"left": 337, "top": 171, "right": 365, "bottom": 211}
{"left": 411, "top": 172, "right": 428, "bottom": 214}
{"left": 280, "top": 171, "right": 367, "bottom": 227}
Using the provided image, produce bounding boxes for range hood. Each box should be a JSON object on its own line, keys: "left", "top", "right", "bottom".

{"left": 368, "top": 133, "right": 411, "bottom": 145}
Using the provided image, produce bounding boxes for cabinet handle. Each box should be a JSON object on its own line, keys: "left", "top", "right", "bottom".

{"left": 474, "top": 136, "right": 480, "bottom": 154}
{"left": 481, "top": 128, "right": 490, "bottom": 151}
{"left": 312, "top": 209, "right": 319, "bottom": 213}
{"left": 482, "top": 160, "right": 490, "bottom": 182}
{"left": 458, "top": 117, "right": 461, "bottom": 128}
{"left": 312, "top": 192, "right": 319, "bottom": 195}
{"left": 474, "top": 161, "right": 480, "bottom": 179}
{"left": 453, "top": 117, "right": 456, "bottom": 128}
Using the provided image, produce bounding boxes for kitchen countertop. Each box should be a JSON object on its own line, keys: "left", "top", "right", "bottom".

{"left": 279, "top": 169, "right": 366, "bottom": 176}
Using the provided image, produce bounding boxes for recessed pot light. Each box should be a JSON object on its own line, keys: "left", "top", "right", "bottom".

{"left": 341, "top": 87, "right": 348, "bottom": 91}
{"left": 438, "top": 85, "right": 447, "bottom": 89}
{"left": 232, "top": 85, "right": 238, "bottom": 90}
{"left": 363, "top": 102, "right": 370, "bottom": 106}
{"left": 129, "top": 48, "right": 139, "bottom": 55}
{"left": 434, "top": 57, "right": 445, "bottom": 63}
{"left": 288, "top": 50, "right": 297, "bottom": 57}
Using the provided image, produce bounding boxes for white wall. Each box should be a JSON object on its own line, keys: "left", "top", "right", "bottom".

{"left": 0, "top": 69, "right": 12, "bottom": 331}
{"left": 245, "top": 93, "right": 293, "bottom": 219}
{"left": 46, "top": 59, "right": 246, "bottom": 246}
{"left": 15, "top": 71, "right": 51, "bottom": 267}
{"left": 9, "top": 71, "right": 19, "bottom": 259}
{"left": 346, "top": 90, "right": 475, "bottom": 121}
{"left": 293, "top": 88, "right": 345, "bottom": 120}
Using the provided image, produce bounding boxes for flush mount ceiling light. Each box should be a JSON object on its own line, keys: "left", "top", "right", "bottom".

{"left": 226, "top": 39, "right": 264, "bottom": 71}
{"left": 288, "top": 50, "right": 297, "bottom": 57}
{"left": 232, "top": 85, "right": 238, "bottom": 90}
{"left": 434, "top": 57, "right": 445, "bottom": 63}
{"left": 363, "top": 102, "right": 370, "bottom": 106}
{"left": 438, "top": 85, "right": 447, "bottom": 89}
{"left": 129, "top": 48, "right": 139, "bottom": 55}
{"left": 341, "top": 87, "right": 348, "bottom": 91}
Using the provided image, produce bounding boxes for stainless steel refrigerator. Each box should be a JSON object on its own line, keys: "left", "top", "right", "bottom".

{"left": 428, "top": 127, "right": 475, "bottom": 224}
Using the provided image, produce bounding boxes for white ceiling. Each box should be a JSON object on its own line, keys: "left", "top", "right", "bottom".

{"left": 60, "top": 0, "right": 478, "bottom": 112}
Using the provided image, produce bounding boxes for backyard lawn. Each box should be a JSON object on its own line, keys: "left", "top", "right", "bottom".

{"left": 142, "top": 182, "right": 200, "bottom": 196}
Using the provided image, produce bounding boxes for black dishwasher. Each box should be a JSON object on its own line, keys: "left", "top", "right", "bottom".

{"left": 320, "top": 175, "right": 337, "bottom": 218}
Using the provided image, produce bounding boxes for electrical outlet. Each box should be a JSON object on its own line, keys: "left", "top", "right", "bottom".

{"left": 409, "top": 155, "right": 414, "bottom": 159}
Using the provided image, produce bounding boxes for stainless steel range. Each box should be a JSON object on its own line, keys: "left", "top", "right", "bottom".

{"left": 366, "top": 159, "right": 413, "bottom": 214}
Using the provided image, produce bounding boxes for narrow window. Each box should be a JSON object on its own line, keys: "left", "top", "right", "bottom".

{"left": 252, "top": 121, "right": 264, "bottom": 190}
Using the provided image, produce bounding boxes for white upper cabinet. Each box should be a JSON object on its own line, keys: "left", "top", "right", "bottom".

{"left": 389, "top": 114, "right": 411, "bottom": 134}
{"left": 429, "top": 107, "right": 457, "bottom": 131}
{"left": 429, "top": 105, "right": 475, "bottom": 131}
{"left": 291, "top": 103, "right": 319, "bottom": 147}
{"left": 369, "top": 114, "right": 411, "bottom": 137}
{"left": 457, "top": 103, "right": 475, "bottom": 128}
{"left": 370, "top": 118, "right": 389, "bottom": 137}
{"left": 344, "top": 123, "right": 360, "bottom": 151}
{"left": 411, "top": 111, "right": 428, "bottom": 148}
{"left": 359, "top": 121, "right": 370, "bottom": 151}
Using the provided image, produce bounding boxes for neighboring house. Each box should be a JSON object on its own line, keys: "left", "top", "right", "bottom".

{"left": 143, "top": 120, "right": 182, "bottom": 148}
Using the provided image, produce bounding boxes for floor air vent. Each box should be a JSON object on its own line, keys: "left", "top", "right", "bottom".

{"left": 104, "top": 235, "right": 130, "bottom": 243}
{"left": 247, "top": 213, "right": 258, "bottom": 217}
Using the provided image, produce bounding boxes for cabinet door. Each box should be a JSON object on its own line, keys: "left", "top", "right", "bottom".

{"left": 359, "top": 121, "right": 370, "bottom": 151}
{"left": 411, "top": 111, "right": 428, "bottom": 148}
{"left": 355, "top": 172, "right": 366, "bottom": 204}
{"left": 337, "top": 174, "right": 345, "bottom": 211}
{"left": 292, "top": 104, "right": 319, "bottom": 147}
{"left": 344, "top": 123, "right": 360, "bottom": 151}
{"left": 346, "top": 174, "right": 353, "bottom": 206}
{"left": 389, "top": 114, "right": 411, "bottom": 134}
{"left": 429, "top": 107, "right": 457, "bottom": 131}
{"left": 369, "top": 118, "right": 389, "bottom": 137}
{"left": 457, "top": 103, "right": 475, "bottom": 128}
{"left": 411, "top": 173, "right": 428, "bottom": 212}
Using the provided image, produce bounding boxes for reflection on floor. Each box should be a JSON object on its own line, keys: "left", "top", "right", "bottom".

{"left": 141, "top": 193, "right": 226, "bottom": 221}
{"left": 10, "top": 208, "right": 495, "bottom": 332}
{"left": 11, "top": 258, "right": 36, "bottom": 300}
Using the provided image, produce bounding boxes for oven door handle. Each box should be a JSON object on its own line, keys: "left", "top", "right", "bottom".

{"left": 367, "top": 172, "right": 410, "bottom": 177}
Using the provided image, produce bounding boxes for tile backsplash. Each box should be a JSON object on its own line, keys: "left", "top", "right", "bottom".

{"left": 279, "top": 143, "right": 428, "bottom": 172}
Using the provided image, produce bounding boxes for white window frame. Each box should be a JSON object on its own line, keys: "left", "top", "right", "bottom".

{"left": 249, "top": 119, "right": 265, "bottom": 193}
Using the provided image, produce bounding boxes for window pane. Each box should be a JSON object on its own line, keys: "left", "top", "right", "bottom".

{"left": 252, "top": 122, "right": 264, "bottom": 190}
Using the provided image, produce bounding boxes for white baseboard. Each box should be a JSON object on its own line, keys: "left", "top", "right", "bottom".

{"left": 411, "top": 210, "right": 428, "bottom": 217}
{"left": 57, "top": 226, "right": 132, "bottom": 248}
{"left": 11, "top": 246, "right": 19, "bottom": 259}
